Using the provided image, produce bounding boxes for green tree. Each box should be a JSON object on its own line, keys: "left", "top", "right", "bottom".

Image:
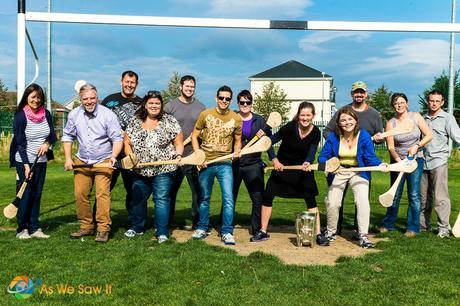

{"left": 418, "top": 71, "right": 460, "bottom": 122}
{"left": 161, "top": 71, "right": 182, "bottom": 105}
{"left": 367, "top": 84, "right": 393, "bottom": 124}
{"left": 253, "top": 81, "right": 289, "bottom": 122}
{"left": 0, "top": 79, "right": 11, "bottom": 112}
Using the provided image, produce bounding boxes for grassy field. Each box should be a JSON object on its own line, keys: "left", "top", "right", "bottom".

{"left": 1, "top": 153, "right": 460, "bottom": 305}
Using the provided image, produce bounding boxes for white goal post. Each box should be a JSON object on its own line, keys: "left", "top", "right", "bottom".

{"left": 17, "top": 0, "right": 460, "bottom": 101}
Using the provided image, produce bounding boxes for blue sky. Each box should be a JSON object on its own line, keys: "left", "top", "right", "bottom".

{"left": 0, "top": 0, "right": 458, "bottom": 110}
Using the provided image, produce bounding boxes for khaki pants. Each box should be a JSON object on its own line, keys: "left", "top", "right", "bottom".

{"left": 326, "top": 172, "right": 370, "bottom": 235}
{"left": 420, "top": 163, "right": 451, "bottom": 231}
{"left": 74, "top": 159, "right": 113, "bottom": 232}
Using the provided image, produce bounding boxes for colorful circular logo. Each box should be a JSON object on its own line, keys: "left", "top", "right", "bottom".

{"left": 7, "top": 276, "right": 36, "bottom": 300}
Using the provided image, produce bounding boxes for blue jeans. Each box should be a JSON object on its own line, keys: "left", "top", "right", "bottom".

{"left": 198, "top": 163, "right": 234, "bottom": 235}
{"left": 15, "top": 162, "right": 47, "bottom": 234}
{"left": 130, "top": 171, "right": 175, "bottom": 237}
{"left": 382, "top": 157, "right": 424, "bottom": 233}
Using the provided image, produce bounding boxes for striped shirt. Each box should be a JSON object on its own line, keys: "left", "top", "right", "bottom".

{"left": 15, "top": 118, "right": 50, "bottom": 163}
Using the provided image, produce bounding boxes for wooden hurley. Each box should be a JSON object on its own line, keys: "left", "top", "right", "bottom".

{"left": 242, "top": 112, "right": 282, "bottom": 149}
{"left": 452, "top": 212, "right": 460, "bottom": 238}
{"left": 71, "top": 153, "right": 139, "bottom": 170}
{"left": 336, "top": 158, "right": 418, "bottom": 174}
{"left": 372, "top": 120, "right": 414, "bottom": 140}
{"left": 379, "top": 171, "right": 404, "bottom": 207}
{"left": 264, "top": 157, "right": 341, "bottom": 173}
{"left": 206, "top": 136, "right": 272, "bottom": 165}
{"left": 3, "top": 154, "right": 40, "bottom": 219}
{"left": 183, "top": 135, "right": 192, "bottom": 146}
{"left": 135, "top": 149, "right": 206, "bottom": 168}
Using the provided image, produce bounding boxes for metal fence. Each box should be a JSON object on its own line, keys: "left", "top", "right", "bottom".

{"left": 0, "top": 111, "right": 68, "bottom": 135}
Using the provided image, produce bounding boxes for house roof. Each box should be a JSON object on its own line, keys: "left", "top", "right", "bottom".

{"left": 249, "top": 60, "right": 331, "bottom": 79}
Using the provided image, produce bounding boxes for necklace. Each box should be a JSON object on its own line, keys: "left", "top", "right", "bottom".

{"left": 298, "top": 125, "right": 312, "bottom": 139}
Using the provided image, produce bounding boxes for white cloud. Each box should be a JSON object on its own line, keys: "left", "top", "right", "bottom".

{"left": 352, "top": 38, "right": 452, "bottom": 79}
{"left": 207, "top": 0, "right": 313, "bottom": 18}
{"left": 298, "top": 31, "right": 371, "bottom": 52}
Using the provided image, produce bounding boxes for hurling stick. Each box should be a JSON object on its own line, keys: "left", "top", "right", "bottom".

{"left": 372, "top": 121, "right": 414, "bottom": 140}
{"left": 183, "top": 135, "right": 192, "bottom": 146}
{"left": 337, "top": 158, "right": 417, "bottom": 174}
{"left": 206, "top": 136, "right": 272, "bottom": 165}
{"left": 243, "top": 112, "right": 282, "bottom": 149}
{"left": 136, "top": 150, "right": 206, "bottom": 168}
{"left": 452, "top": 212, "right": 460, "bottom": 238}
{"left": 3, "top": 154, "right": 40, "bottom": 219}
{"left": 264, "top": 157, "right": 341, "bottom": 173}
{"left": 378, "top": 171, "right": 404, "bottom": 207}
{"left": 72, "top": 153, "right": 138, "bottom": 170}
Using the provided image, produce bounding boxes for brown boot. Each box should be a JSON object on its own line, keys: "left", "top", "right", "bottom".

{"left": 70, "top": 228, "right": 94, "bottom": 239}
{"left": 95, "top": 231, "right": 109, "bottom": 243}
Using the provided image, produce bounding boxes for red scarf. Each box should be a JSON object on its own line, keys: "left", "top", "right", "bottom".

{"left": 23, "top": 105, "right": 46, "bottom": 123}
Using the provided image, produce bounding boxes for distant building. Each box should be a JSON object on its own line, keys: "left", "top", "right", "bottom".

{"left": 249, "top": 60, "right": 336, "bottom": 122}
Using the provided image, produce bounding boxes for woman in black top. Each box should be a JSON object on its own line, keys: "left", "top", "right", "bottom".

{"left": 250, "top": 102, "right": 327, "bottom": 245}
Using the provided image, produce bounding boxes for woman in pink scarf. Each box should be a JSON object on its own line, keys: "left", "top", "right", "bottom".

{"left": 10, "top": 83, "right": 57, "bottom": 239}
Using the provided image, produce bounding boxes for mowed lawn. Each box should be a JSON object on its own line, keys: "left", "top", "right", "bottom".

{"left": 0, "top": 156, "right": 459, "bottom": 305}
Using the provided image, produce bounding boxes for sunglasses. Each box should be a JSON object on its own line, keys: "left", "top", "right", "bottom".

{"left": 238, "top": 100, "right": 252, "bottom": 106}
{"left": 217, "top": 96, "right": 232, "bottom": 102}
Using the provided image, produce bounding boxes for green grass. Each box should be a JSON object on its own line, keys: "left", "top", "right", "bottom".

{"left": 1, "top": 157, "right": 460, "bottom": 305}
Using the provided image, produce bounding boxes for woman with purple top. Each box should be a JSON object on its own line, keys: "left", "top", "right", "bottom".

{"left": 380, "top": 93, "right": 432, "bottom": 237}
{"left": 232, "top": 90, "right": 275, "bottom": 235}
{"left": 10, "top": 83, "right": 57, "bottom": 239}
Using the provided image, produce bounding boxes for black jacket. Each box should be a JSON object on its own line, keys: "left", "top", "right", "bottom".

{"left": 236, "top": 112, "right": 276, "bottom": 167}
{"left": 9, "top": 109, "right": 57, "bottom": 167}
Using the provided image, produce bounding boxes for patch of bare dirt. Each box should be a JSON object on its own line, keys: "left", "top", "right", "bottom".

{"left": 172, "top": 225, "right": 387, "bottom": 266}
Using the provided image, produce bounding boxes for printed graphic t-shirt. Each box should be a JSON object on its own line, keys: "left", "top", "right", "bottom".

{"left": 194, "top": 108, "right": 242, "bottom": 161}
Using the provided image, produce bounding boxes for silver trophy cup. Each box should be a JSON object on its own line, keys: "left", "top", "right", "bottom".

{"left": 295, "top": 211, "right": 317, "bottom": 248}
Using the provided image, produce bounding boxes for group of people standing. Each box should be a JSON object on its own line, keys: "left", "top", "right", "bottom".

{"left": 9, "top": 72, "right": 460, "bottom": 248}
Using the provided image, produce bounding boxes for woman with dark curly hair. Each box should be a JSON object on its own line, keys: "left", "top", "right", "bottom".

{"left": 124, "top": 91, "right": 184, "bottom": 243}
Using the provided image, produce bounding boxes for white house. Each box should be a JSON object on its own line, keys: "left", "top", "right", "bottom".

{"left": 249, "top": 60, "right": 336, "bottom": 122}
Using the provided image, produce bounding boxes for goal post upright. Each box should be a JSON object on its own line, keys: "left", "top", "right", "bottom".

{"left": 17, "top": 0, "right": 26, "bottom": 103}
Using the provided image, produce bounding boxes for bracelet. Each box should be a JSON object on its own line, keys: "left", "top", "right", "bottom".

{"left": 174, "top": 154, "right": 183, "bottom": 159}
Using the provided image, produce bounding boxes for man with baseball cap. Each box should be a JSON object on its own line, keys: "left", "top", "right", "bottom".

{"left": 322, "top": 81, "right": 383, "bottom": 239}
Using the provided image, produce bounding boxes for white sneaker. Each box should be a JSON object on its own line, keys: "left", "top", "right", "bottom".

{"left": 30, "top": 228, "right": 50, "bottom": 239}
{"left": 16, "top": 229, "right": 31, "bottom": 240}
{"left": 124, "top": 229, "right": 144, "bottom": 238}
{"left": 437, "top": 230, "right": 450, "bottom": 238}
{"left": 221, "top": 233, "right": 236, "bottom": 245}
{"left": 192, "top": 229, "right": 207, "bottom": 240}
{"left": 157, "top": 235, "right": 168, "bottom": 244}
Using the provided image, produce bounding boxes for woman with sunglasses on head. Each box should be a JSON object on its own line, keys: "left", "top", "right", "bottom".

{"left": 10, "top": 83, "right": 57, "bottom": 239}
{"left": 318, "top": 107, "right": 388, "bottom": 248}
{"left": 380, "top": 93, "right": 432, "bottom": 237}
{"left": 123, "top": 91, "right": 184, "bottom": 243}
{"left": 232, "top": 90, "right": 276, "bottom": 236}
{"left": 251, "top": 102, "right": 327, "bottom": 245}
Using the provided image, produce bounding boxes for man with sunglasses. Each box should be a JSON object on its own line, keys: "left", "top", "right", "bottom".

{"left": 164, "top": 75, "right": 205, "bottom": 229}
{"left": 191, "top": 85, "right": 242, "bottom": 245}
{"left": 232, "top": 90, "right": 275, "bottom": 236}
{"left": 101, "top": 70, "right": 143, "bottom": 238}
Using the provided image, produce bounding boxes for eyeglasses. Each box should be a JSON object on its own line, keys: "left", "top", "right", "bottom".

{"left": 218, "top": 96, "right": 231, "bottom": 102}
{"left": 238, "top": 100, "right": 252, "bottom": 106}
